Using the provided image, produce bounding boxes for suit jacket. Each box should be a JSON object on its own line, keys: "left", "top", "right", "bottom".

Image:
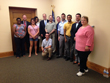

{"left": 21, "top": 21, "right": 30, "bottom": 33}
{"left": 40, "top": 20, "right": 49, "bottom": 37}
{"left": 71, "top": 21, "right": 82, "bottom": 42}
{"left": 56, "top": 23, "right": 59, "bottom": 35}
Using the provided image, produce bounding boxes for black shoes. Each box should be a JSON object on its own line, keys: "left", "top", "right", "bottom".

{"left": 65, "top": 57, "right": 70, "bottom": 61}
{"left": 56, "top": 56, "right": 60, "bottom": 58}
{"left": 70, "top": 59, "right": 73, "bottom": 62}
{"left": 63, "top": 56, "right": 67, "bottom": 59}
{"left": 47, "top": 57, "right": 51, "bottom": 61}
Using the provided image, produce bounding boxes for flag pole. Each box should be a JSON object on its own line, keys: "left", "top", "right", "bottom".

{"left": 51, "top": 5, "right": 55, "bottom": 22}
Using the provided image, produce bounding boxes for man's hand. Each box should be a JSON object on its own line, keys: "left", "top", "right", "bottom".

{"left": 65, "top": 38, "right": 67, "bottom": 42}
{"left": 44, "top": 47, "right": 47, "bottom": 49}
{"left": 58, "top": 36, "right": 60, "bottom": 41}
{"left": 42, "top": 48, "right": 44, "bottom": 52}
{"left": 41, "top": 34, "right": 43, "bottom": 37}
{"left": 49, "top": 33, "right": 51, "bottom": 36}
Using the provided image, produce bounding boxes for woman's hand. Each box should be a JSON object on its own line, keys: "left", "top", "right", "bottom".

{"left": 32, "top": 35, "right": 36, "bottom": 39}
{"left": 20, "top": 35, "right": 26, "bottom": 39}
{"left": 18, "top": 36, "right": 23, "bottom": 39}
{"left": 85, "top": 46, "right": 90, "bottom": 51}
{"left": 20, "top": 36, "right": 24, "bottom": 39}
{"left": 74, "top": 37, "right": 76, "bottom": 41}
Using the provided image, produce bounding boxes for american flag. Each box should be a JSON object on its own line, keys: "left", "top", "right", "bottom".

{"left": 52, "top": 9, "right": 55, "bottom": 22}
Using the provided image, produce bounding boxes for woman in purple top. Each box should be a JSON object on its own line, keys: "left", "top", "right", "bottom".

{"left": 13, "top": 18, "right": 26, "bottom": 58}
{"left": 28, "top": 18, "right": 39, "bottom": 57}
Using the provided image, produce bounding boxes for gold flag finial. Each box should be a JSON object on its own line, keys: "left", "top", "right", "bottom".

{"left": 51, "top": 5, "right": 55, "bottom": 10}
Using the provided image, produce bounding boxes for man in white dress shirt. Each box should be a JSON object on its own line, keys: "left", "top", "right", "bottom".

{"left": 40, "top": 14, "right": 49, "bottom": 40}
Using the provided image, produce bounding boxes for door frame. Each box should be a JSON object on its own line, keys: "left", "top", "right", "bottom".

{"left": 9, "top": 7, "right": 37, "bottom": 53}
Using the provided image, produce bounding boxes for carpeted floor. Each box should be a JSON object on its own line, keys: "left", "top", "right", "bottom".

{"left": 0, "top": 53, "right": 110, "bottom": 83}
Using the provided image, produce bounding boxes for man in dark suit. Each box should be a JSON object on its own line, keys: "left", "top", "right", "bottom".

{"left": 70, "top": 13, "right": 82, "bottom": 63}
{"left": 56, "top": 16, "right": 61, "bottom": 57}
{"left": 21, "top": 15, "right": 30, "bottom": 53}
{"left": 40, "top": 13, "right": 49, "bottom": 40}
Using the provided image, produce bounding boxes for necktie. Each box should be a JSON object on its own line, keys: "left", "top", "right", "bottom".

{"left": 24, "top": 21, "right": 26, "bottom": 27}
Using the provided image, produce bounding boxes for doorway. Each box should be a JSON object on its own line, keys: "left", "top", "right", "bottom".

{"left": 9, "top": 7, "right": 36, "bottom": 54}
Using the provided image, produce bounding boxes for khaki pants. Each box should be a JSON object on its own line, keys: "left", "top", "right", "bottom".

{"left": 42, "top": 48, "right": 52, "bottom": 58}
{"left": 59, "top": 35, "right": 66, "bottom": 56}
{"left": 50, "top": 33, "right": 55, "bottom": 52}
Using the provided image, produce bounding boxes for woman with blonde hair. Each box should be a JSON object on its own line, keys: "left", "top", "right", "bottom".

{"left": 75, "top": 16, "right": 94, "bottom": 76}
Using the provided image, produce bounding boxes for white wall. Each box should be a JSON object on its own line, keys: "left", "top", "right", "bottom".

{"left": 0, "top": 0, "right": 52, "bottom": 52}
{"left": 52, "top": 0, "right": 110, "bottom": 68}
{"left": 0, "top": 0, "right": 110, "bottom": 68}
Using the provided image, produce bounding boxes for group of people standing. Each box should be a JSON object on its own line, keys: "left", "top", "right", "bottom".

{"left": 13, "top": 13, "right": 94, "bottom": 77}
{"left": 13, "top": 15, "right": 40, "bottom": 58}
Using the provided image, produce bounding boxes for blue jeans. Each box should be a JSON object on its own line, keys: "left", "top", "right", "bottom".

{"left": 30, "top": 38, "right": 38, "bottom": 41}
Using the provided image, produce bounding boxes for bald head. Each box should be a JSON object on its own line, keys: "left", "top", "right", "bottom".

{"left": 22, "top": 15, "right": 27, "bottom": 21}
{"left": 42, "top": 13, "right": 47, "bottom": 20}
{"left": 49, "top": 15, "right": 53, "bottom": 22}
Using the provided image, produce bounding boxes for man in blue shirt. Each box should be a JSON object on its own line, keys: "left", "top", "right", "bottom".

{"left": 56, "top": 13, "right": 67, "bottom": 58}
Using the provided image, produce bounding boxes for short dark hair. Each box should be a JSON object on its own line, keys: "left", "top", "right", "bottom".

{"left": 76, "top": 13, "right": 81, "bottom": 17}
{"left": 30, "top": 18, "right": 35, "bottom": 25}
{"left": 61, "top": 13, "right": 66, "bottom": 17}
{"left": 16, "top": 18, "right": 21, "bottom": 21}
{"left": 67, "top": 14, "right": 72, "bottom": 18}
{"left": 46, "top": 32, "right": 49, "bottom": 34}
{"left": 34, "top": 16, "right": 39, "bottom": 22}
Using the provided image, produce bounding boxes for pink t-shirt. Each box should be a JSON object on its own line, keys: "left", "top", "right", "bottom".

{"left": 75, "top": 25, "right": 94, "bottom": 51}
{"left": 28, "top": 25, "right": 39, "bottom": 38}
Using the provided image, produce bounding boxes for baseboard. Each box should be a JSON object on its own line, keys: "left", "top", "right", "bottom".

{"left": 0, "top": 47, "right": 41, "bottom": 58}
{"left": 87, "top": 61, "right": 110, "bottom": 76}
{"left": 0, "top": 51, "right": 14, "bottom": 58}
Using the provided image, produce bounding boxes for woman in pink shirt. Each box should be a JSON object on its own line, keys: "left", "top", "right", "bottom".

{"left": 75, "top": 16, "right": 94, "bottom": 76}
{"left": 28, "top": 18, "right": 39, "bottom": 57}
